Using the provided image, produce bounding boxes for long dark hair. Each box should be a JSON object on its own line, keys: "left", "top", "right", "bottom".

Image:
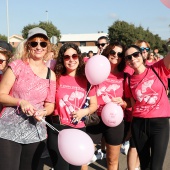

{"left": 102, "top": 41, "right": 126, "bottom": 72}
{"left": 55, "top": 43, "right": 85, "bottom": 81}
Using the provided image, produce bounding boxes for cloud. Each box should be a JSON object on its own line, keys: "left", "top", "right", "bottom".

{"left": 155, "top": 16, "right": 169, "bottom": 22}
{"left": 109, "top": 13, "right": 118, "bottom": 19}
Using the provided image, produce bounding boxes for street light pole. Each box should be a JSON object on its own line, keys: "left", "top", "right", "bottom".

{"left": 46, "top": 10, "right": 48, "bottom": 23}
{"left": 6, "top": 0, "right": 10, "bottom": 43}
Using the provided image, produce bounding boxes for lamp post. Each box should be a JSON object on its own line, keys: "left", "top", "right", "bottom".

{"left": 46, "top": 10, "right": 48, "bottom": 23}
{"left": 6, "top": 0, "right": 10, "bottom": 43}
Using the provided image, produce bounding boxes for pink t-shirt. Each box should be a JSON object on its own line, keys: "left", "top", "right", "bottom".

{"left": 125, "top": 59, "right": 170, "bottom": 118}
{"left": 145, "top": 60, "right": 156, "bottom": 66}
{"left": 123, "top": 66, "right": 134, "bottom": 122}
{"left": 96, "top": 72, "right": 124, "bottom": 116}
{"left": 9, "top": 60, "right": 56, "bottom": 109}
{"left": 54, "top": 75, "right": 96, "bottom": 128}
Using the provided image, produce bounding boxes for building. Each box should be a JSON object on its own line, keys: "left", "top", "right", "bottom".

{"left": 9, "top": 32, "right": 108, "bottom": 53}
{"left": 9, "top": 35, "right": 24, "bottom": 48}
{"left": 58, "top": 32, "right": 108, "bottom": 53}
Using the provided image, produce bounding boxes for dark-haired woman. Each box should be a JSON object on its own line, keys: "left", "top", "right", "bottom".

{"left": 47, "top": 43, "right": 97, "bottom": 170}
{"left": 86, "top": 42, "right": 127, "bottom": 170}
{"left": 124, "top": 44, "right": 170, "bottom": 170}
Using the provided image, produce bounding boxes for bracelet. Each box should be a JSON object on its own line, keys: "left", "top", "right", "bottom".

{"left": 43, "top": 109, "right": 47, "bottom": 117}
{"left": 17, "top": 99, "right": 22, "bottom": 108}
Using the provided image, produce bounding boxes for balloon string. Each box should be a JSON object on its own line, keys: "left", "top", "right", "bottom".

{"left": 41, "top": 119, "right": 60, "bottom": 133}
{"left": 79, "top": 85, "right": 92, "bottom": 109}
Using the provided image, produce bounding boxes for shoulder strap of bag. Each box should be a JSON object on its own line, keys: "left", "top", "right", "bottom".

{"left": 151, "top": 66, "right": 166, "bottom": 92}
{"left": 46, "top": 67, "right": 51, "bottom": 79}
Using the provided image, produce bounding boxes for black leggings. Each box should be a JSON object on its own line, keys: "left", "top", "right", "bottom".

{"left": 0, "top": 138, "right": 46, "bottom": 170}
{"left": 47, "top": 123, "right": 85, "bottom": 170}
{"left": 132, "top": 117, "right": 169, "bottom": 170}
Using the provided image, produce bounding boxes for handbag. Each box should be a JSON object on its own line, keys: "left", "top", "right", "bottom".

{"left": 84, "top": 112, "right": 100, "bottom": 126}
{"left": 83, "top": 82, "right": 100, "bottom": 126}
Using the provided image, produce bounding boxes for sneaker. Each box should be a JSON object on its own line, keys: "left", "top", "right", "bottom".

{"left": 96, "top": 149, "right": 106, "bottom": 160}
{"left": 120, "top": 141, "right": 130, "bottom": 155}
{"left": 87, "top": 154, "right": 97, "bottom": 165}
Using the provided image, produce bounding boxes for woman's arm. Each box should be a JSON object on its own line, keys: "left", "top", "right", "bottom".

{"left": 163, "top": 52, "right": 170, "bottom": 69}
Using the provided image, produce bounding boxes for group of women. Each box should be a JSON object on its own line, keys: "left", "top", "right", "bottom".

{"left": 0, "top": 27, "right": 169, "bottom": 170}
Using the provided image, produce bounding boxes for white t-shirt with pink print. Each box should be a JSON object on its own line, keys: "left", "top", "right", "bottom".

{"left": 54, "top": 74, "right": 96, "bottom": 128}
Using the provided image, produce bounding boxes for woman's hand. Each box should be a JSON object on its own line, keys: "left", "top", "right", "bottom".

{"left": 112, "top": 97, "right": 127, "bottom": 109}
{"left": 72, "top": 108, "right": 89, "bottom": 124}
{"left": 34, "top": 109, "right": 47, "bottom": 121}
{"left": 20, "top": 100, "right": 36, "bottom": 116}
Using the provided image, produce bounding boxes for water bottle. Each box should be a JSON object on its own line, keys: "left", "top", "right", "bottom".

{"left": 81, "top": 97, "right": 90, "bottom": 121}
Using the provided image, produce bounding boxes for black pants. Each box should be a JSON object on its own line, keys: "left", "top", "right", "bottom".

{"left": 132, "top": 117, "right": 169, "bottom": 170}
{"left": 47, "top": 122, "right": 85, "bottom": 170}
{"left": 0, "top": 138, "right": 46, "bottom": 170}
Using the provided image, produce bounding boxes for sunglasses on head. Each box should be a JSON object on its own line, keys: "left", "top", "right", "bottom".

{"left": 63, "top": 54, "right": 78, "bottom": 61}
{"left": 109, "top": 49, "right": 123, "bottom": 58}
{"left": 125, "top": 51, "right": 141, "bottom": 61}
{"left": 0, "top": 59, "right": 7, "bottom": 64}
{"left": 140, "top": 47, "right": 150, "bottom": 52}
{"left": 29, "top": 41, "right": 47, "bottom": 48}
{"left": 97, "top": 43, "right": 107, "bottom": 48}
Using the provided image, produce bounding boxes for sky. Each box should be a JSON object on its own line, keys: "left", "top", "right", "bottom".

{"left": 0, "top": 0, "right": 170, "bottom": 40}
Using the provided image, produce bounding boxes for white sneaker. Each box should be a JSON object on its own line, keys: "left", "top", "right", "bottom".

{"left": 87, "top": 154, "right": 97, "bottom": 165}
{"left": 96, "top": 149, "right": 106, "bottom": 160}
{"left": 120, "top": 141, "right": 130, "bottom": 155}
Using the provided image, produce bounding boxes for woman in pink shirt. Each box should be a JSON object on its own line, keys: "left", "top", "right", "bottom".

{"left": 86, "top": 42, "right": 127, "bottom": 170}
{"left": 47, "top": 43, "right": 97, "bottom": 170}
{"left": 124, "top": 44, "right": 170, "bottom": 170}
{"left": 0, "top": 27, "right": 56, "bottom": 170}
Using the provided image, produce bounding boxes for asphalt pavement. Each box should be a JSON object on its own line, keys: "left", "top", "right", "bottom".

{"left": 40, "top": 137, "right": 170, "bottom": 170}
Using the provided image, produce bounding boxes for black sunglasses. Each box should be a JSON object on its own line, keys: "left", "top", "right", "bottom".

{"left": 29, "top": 41, "right": 47, "bottom": 48}
{"left": 125, "top": 51, "right": 141, "bottom": 61}
{"left": 97, "top": 43, "right": 107, "bottom": 48}
{"left": 109, "top": 49, "right": 123, "bottom": 58}
{"left": 63, "top": 54, "right": 78, "bottom": 61}
{"left": 140, "top": 47, "right": 150, "bottom": 52}
{"left": 0, "top": 59, "right": 7, "bottom": 64}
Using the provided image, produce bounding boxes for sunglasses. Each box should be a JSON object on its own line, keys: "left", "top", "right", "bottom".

{"left": 140, "top": 47, "right": 150, "bottom": 52}
{"left": 125, "top": 51, "right": 141, "bottom": 61}
{"left": 29, "top": 41, "right": 47, "bottom": 48}
{"left": 109, "top": 49, "right": 123, "bottom": 58}
{"left": 63, "top": 54, "right": 78, "bottom": 61}
{"left": 97, "top": 43, "right": 107, "bottom": 48}
{"left": 0, "top": 59, "right": 7, "bottom": 64}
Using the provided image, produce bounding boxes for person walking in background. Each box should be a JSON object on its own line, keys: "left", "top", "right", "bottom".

{"left": 134, "top": 40, "right": 150, "bottom": 61}
{"left": 145, "top": 51, "right": 156, "bottom": 66}
{"left": 124, "top": 44, "right": 170, "bottom": 170}
{"left": 96, "top": 36, "right": 109, "bottom": 55}
{"left": 87, "top": 50, "right": 94, "bottom": 58}
{"left": 0, "top": 27, "right": 56, "bottom": 170}
{"left": 47, "top": 43, "right": 97, "bottom": 170}
{"left": 86, "top": 42, "right": 127, "bottom": 170}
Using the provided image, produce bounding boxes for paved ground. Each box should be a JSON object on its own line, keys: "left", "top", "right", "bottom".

{"left": 39, "top": 137, "right": 170, "bottom": 170}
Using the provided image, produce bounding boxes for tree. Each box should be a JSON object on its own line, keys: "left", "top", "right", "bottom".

{"left": 22, "top": 21, "right": 61, "bottom": 43}
{"left": 0, "top": 34, "right": 7, "bottom": 41}
{"left": 108, "top": 20, "right": 166, "bottom": 54}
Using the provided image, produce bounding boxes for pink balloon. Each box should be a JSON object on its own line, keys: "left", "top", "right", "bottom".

{"left": 85, "top": 55, "right": 111, "bottom": 85}
{"left": 58, "top": 129, "right": 94, "bottom": 166}
{"left": 160, "top": 0, "right": 170, "bottom": 8}
{"left": 101, "top": 102, "right": 123, "bottom": 127}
